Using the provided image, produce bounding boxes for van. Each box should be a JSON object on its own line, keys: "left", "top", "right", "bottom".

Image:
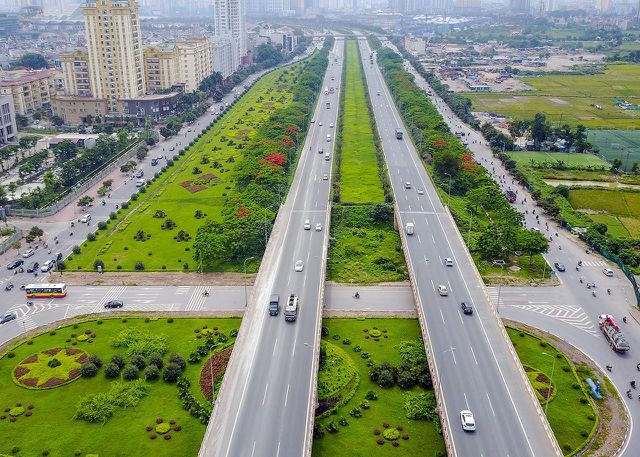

{"left": 285, "top": 294, "right": 299, "bottom": 322}
{"left": 405, "top": 222, "right": 414, "bottom": 235}
{"left": 269, "top": 294, "right": 280, "bottom": 316}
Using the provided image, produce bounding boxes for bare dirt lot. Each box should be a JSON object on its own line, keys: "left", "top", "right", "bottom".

{"left": 51, "top": 271, "right": 255, "bottom": 286}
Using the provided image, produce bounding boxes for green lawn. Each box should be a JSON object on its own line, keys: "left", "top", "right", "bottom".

{"left": 0, "top": 317, "right": 240, "bottom": 457}
{"left": 506, "top": 151, "right": 609, "bottom": 168}
{"left": 568, "top": 187, "right": 640, "bottom": 237}
{"left": 468, "top": 65, "right": 640, "bottom": 129}
{"left": 340, "top": 40, "right": 384, "bottom": 203}
{"left": 327, "top": 205, "right": 407, "bottom": 284}
{"left": 507, "top": 328, "right": 597, "bottom": 456}
{"left": 588, "top": 129, "right": 640, "bottom": 172}
{"left": 313, "top": 319, "right": 445, "bottom": 457}
{"left": 66, "top": 62, "right": 306, "bottom": 272}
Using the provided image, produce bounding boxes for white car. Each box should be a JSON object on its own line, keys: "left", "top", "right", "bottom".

{"left": 303, "top": 219, "right": 311, "bottom": 230}
{"left": 41, "top": 260, "right": 55, "bottom": 272}
{"left": 322, "top": 174, "right": 329, "bottom": 181}
{"left": 602, "top": 268, "right": 614, "bottom": 277}
{"left": 437, "top": 285, "right": 448, "bottom": 296}
{"left": 417, "top": 188, "right": 424, "bottom": 195}
{"left": 135, "top": 179, "right": 146, "bottom": 187}
{"left": 444, "top": 258, "right": 454, "bottom": 267}
{"left": 319, "top": 121, "right": 323, "bottom": 126}
{"left": 315, "top": 223, "right": 322, "bottom": 231}
{"left": 404, "top": 182, "right": 411, "bottom": 189}
{"left": 329, "top": 122, "right": 334, "bottom": 128}
{"left": 295, "top": 260, "right": 304, "bottom": 272}
{"left": 311, "top": 119, "right": 315, "bottom": 123}
{"left": 22, "top": 248, "right": 35, "bottom": 258}
{"left": 460, "top": 410, "right": 476, "bottom": 431}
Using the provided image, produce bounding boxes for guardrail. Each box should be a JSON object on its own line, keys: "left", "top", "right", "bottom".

{"left": 6, "top": 140, "right": 141, "bottom": 218}
{"left": 0, "top": 227, "right": 21, "bottom": 255}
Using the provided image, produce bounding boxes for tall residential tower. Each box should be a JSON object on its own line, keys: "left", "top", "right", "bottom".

{"left": 83, "top": 0, "right": 145, "bottom": 113}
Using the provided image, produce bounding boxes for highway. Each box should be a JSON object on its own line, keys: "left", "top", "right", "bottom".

{"left": 384, "top": 37, "right": 640, "bottom": 454}
{"left": 198, "top": 38, "right": 344, "bottom": 457}
{"left": 361, "top": 38, "right": 560, "bottom": 456}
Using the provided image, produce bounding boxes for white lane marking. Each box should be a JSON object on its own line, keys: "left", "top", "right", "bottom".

{"left": 262, "top": 383, "right": 269, "bottom": 406}
{"left": 463, "top": 392, "right": 470, "bottom": 410}
{"left": 431, "top": 234, "right": 436, "bottom": 244}
{"left": 276, "top": 441, "right": 281, "bottom": 457}
{"left": 487, "top": 393, "right": 496, "bottom": 417}
{"left": 417, "top": 235, "right": 422, "bottom": 244}
{"left": 292, "top": 336, "right": 297, "bottom": 359}
{"left": 251, "top": 442, "right": 256, "bottom": 457}
{"left": 272, "top": 338, "right": 278, "bottom": 357}
{"left": 430, "top": 279, "right": 435, "bottom": 291}
{"left": 457, "top": 310, "right": 464, "bottom": 325}
{"left": 470, "top": 345, "right": 478, "bottom": 365}
{"left": 285, "top": 383, "right": 290, "bottom": 407}
{"left": 439, "top": 308, "right": 445, "bottom": 325}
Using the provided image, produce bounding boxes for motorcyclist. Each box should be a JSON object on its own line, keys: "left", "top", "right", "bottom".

{"left": 632, "top": 381, "right": 636, "bottom": 389}
{"left": 607, "top": 289, "right": 611, "bottom": 295}
{"left": 354, "top": 291, "right": 360, "bottom": 299}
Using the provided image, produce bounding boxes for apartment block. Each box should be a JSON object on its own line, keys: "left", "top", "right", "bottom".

{"left": 0, "top": 94, "right": 17, "bottom": 144}
{"left": 83, "top": 0, "right": 145, "bottom": 113}
{"left": 143, "top": 45, "right": 178, "bottom": 93}
{"left": 176, "top": 38, "right": 213, "bottom": 93}
{"left": 0, "top": 69, "right": 60, "bottom": 115}
{"left": 60, "top": 48, "right": 93, "bottom": 97}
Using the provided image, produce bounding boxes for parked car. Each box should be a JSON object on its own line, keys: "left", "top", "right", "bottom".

{"left": 104, "top": 300, "right": 124, "bottom": 309}
{"left": 22, "top": 249, "right": 35, "bottom": 258}
{"left": 0, "top": 312, "right": 17, "bottom": 324}
{"left": 6, "top": 259, "right": 23, "bottom": 270}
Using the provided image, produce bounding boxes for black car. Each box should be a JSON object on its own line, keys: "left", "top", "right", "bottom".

{"left": 461, "top": 302, "right": 473, "bottom": 315}
{"left": 0, "top": 312, "right": 17, "bottom": 324}
{"left": 554, "top": 262, "right": 566, "bottom": 272}
{"left": 6, "top": 259, "right": 23, "bottom": 270}
{"left": 54, "top": 252, "right": 63, "bottom": 261}
{"left": 26, "top": 262, "right": 40, "bottom": 273}
{"left": 104, "top": 300, "right": 124, "bottom": 309}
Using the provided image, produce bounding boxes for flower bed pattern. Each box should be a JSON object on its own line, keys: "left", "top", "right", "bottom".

{"left": 13, "top": 348, "right": 88, "bottom": 389}
{"left": 199, "top": 347, "right": 233, "bottom": 402}
{"left": 145, "top": 418, "right": 182, "bottom": 441}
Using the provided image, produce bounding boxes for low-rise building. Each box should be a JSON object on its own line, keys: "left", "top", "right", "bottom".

{"left": 0, "top": 69, "right": 60, "bottom": 115}
{"left": 50, "top": 95, "right": 107, "bottom": 126}
{"left": 48, "top": 133, "right": 100, "bottom": 149}
{"left": 0, "top": 94, "right": 17, "bottom": 144}
{"left": 122, "top": 91, "right": 181, "bottom": 124}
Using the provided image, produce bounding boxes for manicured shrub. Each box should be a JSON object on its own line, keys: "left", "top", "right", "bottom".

{"left": 376, "top": 438, "right": 384, "bottom": 445}
{"left": 148, "top": 353, "right": 164, "bottom": 369}
{"left": 130, "top": 354, "right": 146, "bottom": 370}
{"left": 164, "top": 434, "right": 171, "bottom": 440}
{"left": 338, "top": 417, "right": 348, "bottom": 426}
{"left": 135, "top": 261, "right": 145, "bottom": 270}
{"left": 392, "top": 441, "right": 399, "bottom": 447}
{"left": 111, "top": 354, "right": 125, "bottom": 369}
{"left": 373, "top": 429, "right": 381, "bottom": 435}
{"left": 342, "top": 338, "right": 351, "bottom": 345}
{"left": 149, "top": 434, "right": 157, "bottom": 440}
{"left": 122, "top": 365, "right": 139, "bottom": 381}
{"left": 144, "top": 365, "right": 160, "bottom": 380}
{"left": 365, "top": 390, "right": 378, "bottom": 400}
{"left": 360, "top": 400, "right": 370, "bottom": 409}
{"left": 349, "top": 407, "right": 362, "bottom": 418}
{"left": 163, "top": 363, "right": 182, "bottom": 382}
{"left": 98, "top": 221, "right": 108, "bottom": 230}
{"left": 81, "top": 362, "right": 98, "bottom": 377}
{"left": 168, "top": 353, "right": 186, "bottom": 370}
{"left": 402, "top": 433, "right": 409, "bottom": 440}
{"left": 145, "top": 425, "right": 153, "bottom": 431}
{"left": 326, "top": 421, "right": 339, "bottom": 433}
{"left": 87, "top": 232, "right": 97, "bottom": 242}
{"left": 48, "top": 358, "right": 61, "bottom": 368}
{"left": 173, "top": 425, "right": 182, "bottom": 431}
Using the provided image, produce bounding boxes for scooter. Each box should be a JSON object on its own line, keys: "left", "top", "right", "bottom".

{"left": 628, "top": 390, "right": 633, "bottom": 399}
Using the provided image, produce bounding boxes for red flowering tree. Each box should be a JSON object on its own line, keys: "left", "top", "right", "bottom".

{"left": 259, "top": 153, "right": 286, "bottom": 169}
{"left": 236, "top": 207, "right": 253, "bottom": 220}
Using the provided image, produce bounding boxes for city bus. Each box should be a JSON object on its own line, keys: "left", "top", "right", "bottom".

{"left": 25, "top": 283, "right": 67, "bottom": 299}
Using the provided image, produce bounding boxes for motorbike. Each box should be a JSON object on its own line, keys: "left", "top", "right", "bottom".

{"left": 592, "top": 290, "right": 596, "bottom": 297}
{"left": 5, "top": 283, "right": 13, "bottom": 291}
{"left": 354, "top": 292, "right": 360, "bottom": 299}
{"left": 20, "top": 284, "right": 25, "bottom": 290}
{"left": 627, "top": 390, "right": 633, "bottom": 399}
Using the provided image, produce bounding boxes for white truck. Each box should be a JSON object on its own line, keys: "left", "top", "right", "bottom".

{"left": 405, "top": 222, "right": 414, "bottom": 235}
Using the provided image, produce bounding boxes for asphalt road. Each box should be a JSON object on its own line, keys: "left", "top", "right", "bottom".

{"left": 385, "top": 38, "right": 640, "bottom": 455}
{"left": 198, "top": 38, "right": 344, "bottom": 457}
{"left": 365, "top": 38, "right": 559, "bottom": 456}
{"left": 0, "top": 44, "right": 320, "bottom": 301}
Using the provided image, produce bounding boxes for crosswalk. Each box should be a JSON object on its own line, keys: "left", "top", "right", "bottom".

{"left": 90, "top": 285, "right": 126, "bottom": 313}
{"left": 185, "top": 286, "right": 209, "bottom": 311}
{"left": 511, "top": 304, "right": 598, "bottom": 336}
{"left": 580, "top": 260, "right": 608, "bottom": 268}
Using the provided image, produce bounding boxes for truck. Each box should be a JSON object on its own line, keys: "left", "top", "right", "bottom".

{"left": 405, "top": 222, "right": 414, "bottom": 235}
{"left": 395, "top": 129, "right": 403, "bottom": 140}
{"left": 599, "top": 314, "right": 630, "bottom": 352}
{"left": 285, "top": 294, "right": 299, "bottom": 322}
{"left": 504, "top": 190, "right": 517, "bottom": 204}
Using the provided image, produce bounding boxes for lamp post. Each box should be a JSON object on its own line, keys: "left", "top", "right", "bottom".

{"left": 243, "top": 256, "right": 255, "bottom": 307}
{"left": 496, "top": 263, "right": 505, "bottom": 314}
{"left": 445, "top": 173, "right": 452, "bottom": 207}
{"left": 541, "top": 352, "right": 556, "bottom": 415}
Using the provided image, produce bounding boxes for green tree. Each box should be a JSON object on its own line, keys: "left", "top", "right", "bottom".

{"left": 573, "top": 125, "right": 590, "bottom": 153}
{"left": 516, "top": 230, "right": 549, "bottom": 265}
{"left": 610, "top": 158, "right": 623, "bottom": 173}
{"left": 631, "top": 162, "right": 638, "bottom": 174}
{"left": 530, "top": 113, "right": 549, "bottom": 146}
{"left": 12, "top": 53, "right": 47, "bottom": 69}
{"left": 78, "top": 195, "right": 94, "bottom": 208}
{"left": 50, "top": 115, "right": 64, "bottom": 126}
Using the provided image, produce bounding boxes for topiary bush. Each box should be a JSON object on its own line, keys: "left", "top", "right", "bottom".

{"left": 383, "top": 428, "right": 400, "bottom": 441}
{"left": 88, "top": 355, "right": 102, "bottom": 368}
{"left": 144, "top": 365, "right": 160, "bottom": 380}
{"left": 130, "top": 354, "right": 146, "bottom": 370}
{"left": 81, "top": 362, "right": 98, "bottom": 377}
{"left": 122, "top": 365, "right": 139, "bottom": 381}
{"left": 104, "top": 362, "right": 121, "bottom": 378}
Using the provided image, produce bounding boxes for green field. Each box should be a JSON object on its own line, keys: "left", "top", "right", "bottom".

{"left": 0, "top": 317, "right": 240, "bottom": 456}
{"left": 588, "top": 129, "right": 640, "bottom": 172}
{"left": 506, "top": 151, "right": 609, "bottom": 168}
{"left": 340, "top": 40, "right": 384, "bottom": 203}
{"left": 327, "top": 205, "right": 407, "bottom": 284}
{"left": 507, "top": 328, "right": 597, "bottom": 455}
{"left": 66, "top": 62, "right": 305, "bottom": 272}
{"left": 568, "top": 187, "right": 640, "bottom": 237}
{"left": 313, "top": 319, "right": 445, "bottom": 457}
{"left": 468, "top": 65, "right": 640, "bottom": 129}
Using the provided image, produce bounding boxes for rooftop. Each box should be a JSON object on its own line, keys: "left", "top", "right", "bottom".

{"left": 0, "top": 69, "right": 60, "bottom": 86}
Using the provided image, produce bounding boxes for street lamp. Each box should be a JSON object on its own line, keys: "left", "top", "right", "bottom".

{"left": 496, "top": 263, "right": 505, "bottom": 314}
{"left": 541, "top": 352, "right": 556, "bottom": 415}
{"left": 444, "top": 173, "right": 452, "bottom": 207}
{"left": 243, "top": 256, "right": 255, "bottom": 307}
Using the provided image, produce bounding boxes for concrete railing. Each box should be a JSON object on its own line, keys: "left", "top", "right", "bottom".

{"left": 6, "top": 140, "right": 141, "bottom": 218}
{"left": 0, "top": 227, "right": 21, "bottom": 255}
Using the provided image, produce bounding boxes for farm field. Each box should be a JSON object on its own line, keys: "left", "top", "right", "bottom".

{"left": 312, "top": 318, "right": 445, "bottom": 457}
{"left": 0, "top": 317, "right": 240, "bottom": 457}
{"left": 66, "top": 61, "right": 306, "bottom": 272}
{"left": 506, "top": 328, "right": 597, "bottom": 456}
{"left": 468, "top": 65, "right": 640, "bottom": 129}
{"left": 568, "top": 188, "right": 640, "bottom": 237}
{"left": 588, "top": 129, "right": 640, "bottom": 172}
{"left": 506, "top": 151, "right": 609, "bottom": 168}
{"left": 340, "top": 40, "right": 384, "bottom": 203}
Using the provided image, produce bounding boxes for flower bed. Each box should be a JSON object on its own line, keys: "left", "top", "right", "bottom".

{"left": 12, "top": 348, "right": 88, "bottom": 389}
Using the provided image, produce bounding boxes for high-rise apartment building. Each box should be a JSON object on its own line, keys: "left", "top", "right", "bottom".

{"left": 60, "top": 48, "right": 93, "bottom": 97}
{"left": 0, "top": 95, "right": 17, "bottom": 145}
{"left": 212, "top": 0, "right": 246, "bottom": 74}
{"left": 143, "top": 45, "right": 178, "bottom": 93}
{"left": 82, "top": 0, "right": 145, "bottom": 113}
{"left": 510, "top": 0, "right": 530, "bottom": 13}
